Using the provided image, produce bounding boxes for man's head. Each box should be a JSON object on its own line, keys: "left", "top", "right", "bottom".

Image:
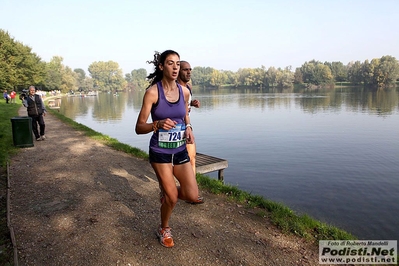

{"left": 178, "top": 61, "right": 192, "bottom": 84}
{"left": 28, "top": 86, "right": 36, "bottom": 95}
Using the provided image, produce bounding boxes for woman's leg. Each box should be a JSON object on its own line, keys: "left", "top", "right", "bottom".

{"left": 174, "top": 162, "right": 199, "bottom": 202}
{"left": 151, "top": 162, "right": 178, "bottom": 228}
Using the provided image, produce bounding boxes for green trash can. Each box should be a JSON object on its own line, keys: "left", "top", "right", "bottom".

{"left": 10, "top": 116, "right": 34, "bottom": 147}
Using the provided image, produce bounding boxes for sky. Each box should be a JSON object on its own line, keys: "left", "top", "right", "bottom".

{"left": 1, "top": 0, "right": 399, "bottom": 75}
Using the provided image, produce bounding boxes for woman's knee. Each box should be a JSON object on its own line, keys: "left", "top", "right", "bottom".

{"left": 180, "top": 185, "right": 199, "bottom": 201}
{"left": 164, "top": 193, "right": 178, "bottom": 207}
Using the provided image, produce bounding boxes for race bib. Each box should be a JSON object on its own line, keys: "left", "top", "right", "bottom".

{"left": 158, "top": 123, "right": 186, "bottom": 149}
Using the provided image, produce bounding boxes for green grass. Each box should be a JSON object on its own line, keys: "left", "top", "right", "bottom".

{"left": 47, "top": 107, "right": 148, "bottom": 159}
{"left": 0, "top": 102, "right": 20, "bottom": 168}
{"left": 196, "top": 174, "right": 356, "bottom": 242}
{"left": 0, "top": 100, "right": 20, "bottom": 265}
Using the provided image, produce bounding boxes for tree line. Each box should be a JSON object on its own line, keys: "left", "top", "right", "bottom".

{"left": 1, "top": 29, "right": 399, "bottom": 93}
{"left": 192, "top": 56, "right": 399, "bottom": 89}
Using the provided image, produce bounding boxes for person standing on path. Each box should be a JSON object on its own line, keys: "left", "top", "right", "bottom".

{"left": 177, "top": 61, "right": 200, "bottom": 175}
{"left": 23, "top": 86, "right": 46, "bottom": 141}
{"left": 135, "top": 50, "right": 200, "bottom": 248}
{"left": 3, "top": 90, "right": 9, "bottom": 103}
{"left": 10, "top": 90, "right": 16, "bottom": 103}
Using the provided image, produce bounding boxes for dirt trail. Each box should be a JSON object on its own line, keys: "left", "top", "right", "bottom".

{"left": 8, "top": 107, "right": 324, "bottom": 266}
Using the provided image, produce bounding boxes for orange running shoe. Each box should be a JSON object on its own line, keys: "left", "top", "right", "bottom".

{"left": 185, "top": 196, "right": 205, "bottom": 205}
{"left": 156, "top": 226, "right": 174, "bottom": 248}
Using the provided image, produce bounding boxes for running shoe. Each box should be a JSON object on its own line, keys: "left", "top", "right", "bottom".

{"left": 185, "top": 196, "right": 205, "bottom": 205}
{"left": 41, "top": 135, "right": 46, "bottom": 140}
{"left": 156, "top": 226, "right": 174, "bottom": 248}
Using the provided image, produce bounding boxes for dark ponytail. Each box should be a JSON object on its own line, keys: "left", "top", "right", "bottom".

{"left": 146, "top": 50, "right": 180, "bottom": 89}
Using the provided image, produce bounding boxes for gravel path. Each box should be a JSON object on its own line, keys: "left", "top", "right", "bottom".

{"left": 8, "top": 107, "right": 323, "bottom": 266}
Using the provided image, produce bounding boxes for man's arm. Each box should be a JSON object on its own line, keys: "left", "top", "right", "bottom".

{"left": 40, "top": 97, "right": 46, "bottom": 113}
{"left": 22, "top": 97, "right": 28, "bottom": 108}
{"left": 190, "top": 99, "right": 200, "bottom": 108}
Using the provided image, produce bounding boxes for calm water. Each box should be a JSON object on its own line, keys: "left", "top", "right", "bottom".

{"left": 58, "top": 87, "right": 399, "bottom": 241}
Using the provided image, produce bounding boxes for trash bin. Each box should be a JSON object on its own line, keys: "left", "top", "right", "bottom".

{"left": 10, "top": 116, "right": 34, "bottom": 147}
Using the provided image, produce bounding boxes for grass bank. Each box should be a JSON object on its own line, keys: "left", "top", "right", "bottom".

{"left": 0, "top": 100, "right": 20, "bottom": 265}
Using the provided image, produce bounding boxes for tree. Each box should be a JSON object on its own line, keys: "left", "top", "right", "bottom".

{"left": 236, "top": 68, "right": 262, "bottom": 87}
{"left": 209, "top": 69, "right": 227, "bottom": 87}
{"left": 45, "top": 56, "right": 64, "bottom": 90}
{"left": 300, "top": 60, "right": 333, "bottom": 85}
{"left": 82, "top": 76, "right": 94, "bottom": 91}
{"left": 376, "top": 55, "right": 399, "bottom": 87}
{"left": 253, "top": 67, "right": 266, "bottom": 87}
{"left": 353, "top": 56, "right": 399, "bottom": 88}
{"left": 325, "top": 61, "right": 347, "bottom": 82}
{"left": 294, "top": 67, "right": 303, "bottom": 84}
{"left": 362, "top": 59, "right": 378, "bottom": 85}
{"left": 61, "top": 66, "right": 78, "bottom": 92}
{"left": 300, "top": 60, "right": 317, "bottom": 84}
{"left": 74, "top": 68, "right": 86, "bottom": 91}
{"left": 347, "top": 61, "right": 363, "bottom": 85}
{"left": 223, "top": 70, "right": 238, "bottom": 86}
{"left": 88, "top": 61, "right": 126, "bottom": 91}
{"left": 314, "top": 64, "right": 334, "bottom": 85}
{"left": 266, "top": 67, "right": 278, "bottom": 87}
{"left": 0, "top": 29, "right": 45, "bottom": 90}
{"left": 130, "top": 68, "right": 147, "bottom": 89}
{"left": 191, "top": 66, "right": 213, "bottom": 86}
{"left": 44, "top": 56, "right": 79, "bottom": 92}
{"left": 276, "top": 67, "right": 294, "bottom": 89}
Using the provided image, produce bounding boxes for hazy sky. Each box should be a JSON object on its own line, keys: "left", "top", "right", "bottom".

{"left": 1, "top": 0, "right": 398, "bottom": 75}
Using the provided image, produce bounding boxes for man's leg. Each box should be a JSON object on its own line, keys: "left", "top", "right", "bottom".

{"left": 181, "top": 145, "right": 204, "bottom": 204}
{"left": 31, "top": 116, "right": 40, "bottom": 139}
{"left": 38, "top": 115, "right": 45, "bottom": 137}
{"left": 186, "top": 143, "right": 196, "bottom": 175}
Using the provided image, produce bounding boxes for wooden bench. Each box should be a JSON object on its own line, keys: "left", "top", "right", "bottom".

{"left": 195, "top": 153, "right": 228, "bottom": 182}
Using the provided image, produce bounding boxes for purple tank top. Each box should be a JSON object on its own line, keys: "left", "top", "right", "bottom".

{"left": 149, "top": 81, "right": 187, "bottom": 154}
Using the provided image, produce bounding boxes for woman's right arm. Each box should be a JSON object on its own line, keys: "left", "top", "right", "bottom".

{"left": 135, "top": 86, "right": 156, "bottom": 135}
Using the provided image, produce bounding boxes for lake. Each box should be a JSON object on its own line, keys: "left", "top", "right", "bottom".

{"left": 58, "top": 86, "right": 399, "bottom": 241}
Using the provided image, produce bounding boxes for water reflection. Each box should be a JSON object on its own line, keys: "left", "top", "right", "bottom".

{"left": 62, "top": 93, "right": 135, "bottom": 121}
{"left": 60, "top": 87, "right": 398, "bottom": 120}
{"left": 192, "top": 86, "right": 399, "bottom": 116}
